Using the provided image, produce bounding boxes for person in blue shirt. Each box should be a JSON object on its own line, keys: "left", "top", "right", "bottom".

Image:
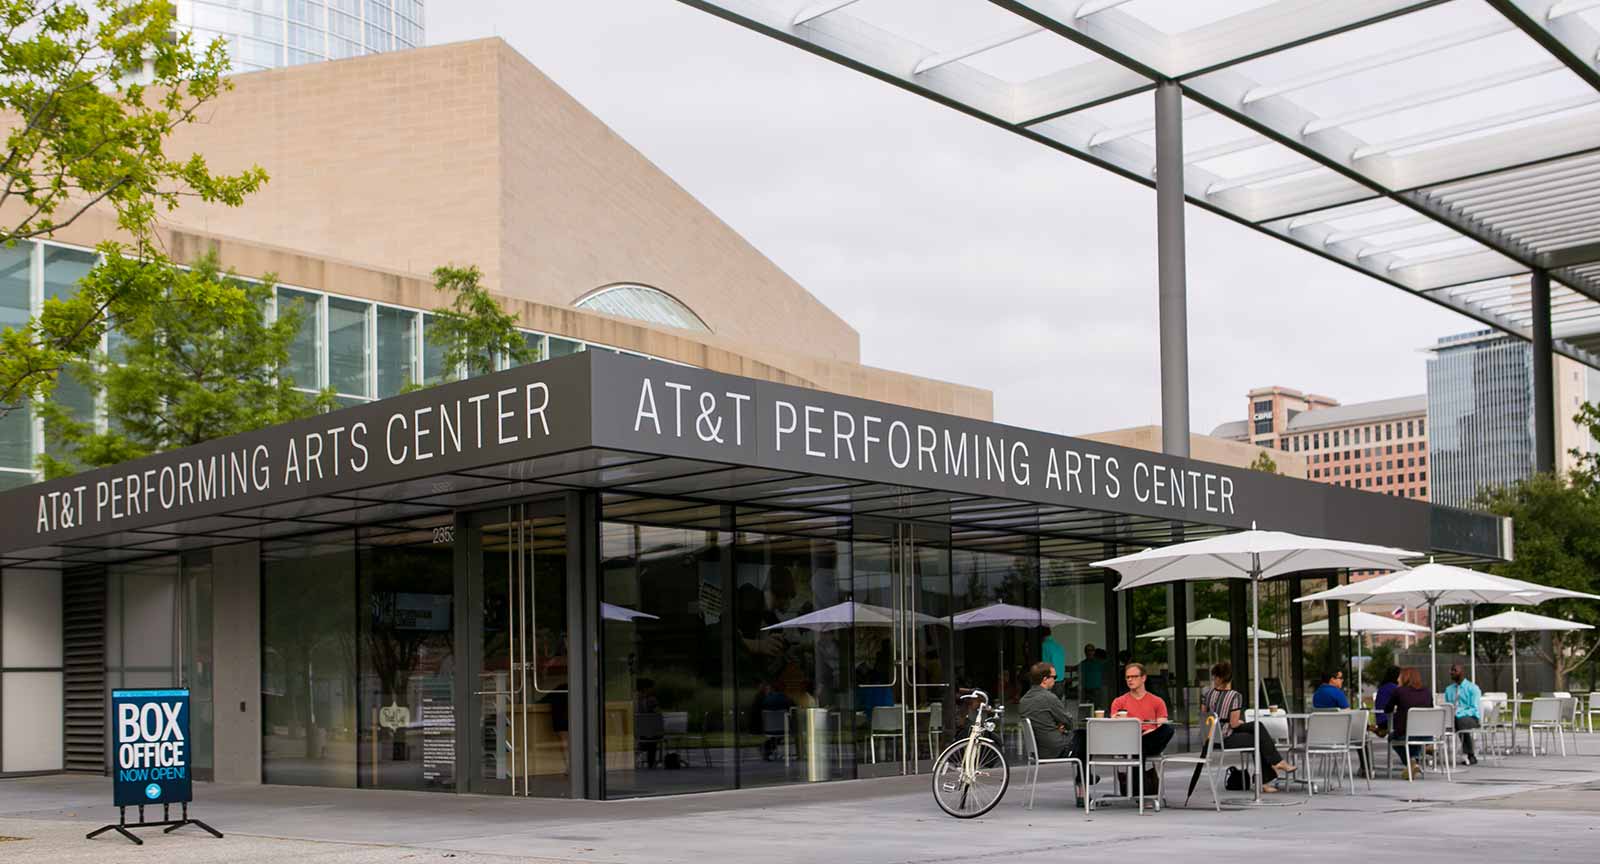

{"left": 1444, "top": 664, "right": 1482, "bottom": 766}
{"left": 1040, "top": 628, "right": 1066, "bottom": 684}
{"left": 1312, "top": 669, "right": 1350, "bottom": 709}
{"left": 1372, "top": 667, "right": 1400, "bottom": 734}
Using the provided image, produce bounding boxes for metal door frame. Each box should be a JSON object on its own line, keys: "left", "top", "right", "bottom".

{"left": 463, "top": 497, "right": 569, "bottom": 796}
{"left": 857, "top": 517, "right": 950, "bottom": 777}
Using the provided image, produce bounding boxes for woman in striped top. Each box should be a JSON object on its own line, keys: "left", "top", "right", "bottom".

{"left": 1201, "top": 661, "right": 1296, "bottom": 790}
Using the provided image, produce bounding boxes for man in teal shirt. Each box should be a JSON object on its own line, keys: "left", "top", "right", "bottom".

{"left": 1041, "top": 629, "right": 1066, "bottom": 687}
{"left": 1444, "top": 664, "right": 1482, "bottom": 766}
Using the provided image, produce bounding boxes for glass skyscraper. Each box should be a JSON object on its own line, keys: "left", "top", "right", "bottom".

{"left": 1426, "top": 331, "right": 1535, "bottom": 509}
{"left": 179, "top": 0, "right": 424, "bottom": 72}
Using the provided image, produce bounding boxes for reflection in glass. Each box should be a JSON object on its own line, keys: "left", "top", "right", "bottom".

{"left": 1040, "top": 557, "right": 1109, "bottom": 718}
{"left": 359, "top": 518, "right": 456, "bottom": 791}
{"left": 262, "top": 530, "right": 357, "bottom": 787}
{"left": 376, "top": 306, "right": 417, "bottom": 398}
{"left": 278, "top": 288, "right": 322, "bottom": 390}
{"left": 422, "top": 314, "right": 450, "bottom": 385}
{"left": 951, "top": 545, "right": 1037, "bottom": 713}
{"left": 547, "top": 337, "right": 582, "bottom": 358}
{"left": 734, "top": 518, "right": 853, "bottom": 787}
{"left": 600, "top": 518, "right": 735, "bottom": 798}
{"left": 328, "top": 296, "right": 370, "bottom": 398}
{"left": 181, "top": 552, "right": 215, "bottom": 782}
{"left": 0, "top": 241, "right": 29, "bottom": 472}
{"left": 42, "top": 244, "right": 95, "bottom": 300}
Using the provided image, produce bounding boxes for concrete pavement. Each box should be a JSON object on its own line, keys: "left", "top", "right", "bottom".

{"left": 5, "top": 743, "right": 1600, "bottom": 862}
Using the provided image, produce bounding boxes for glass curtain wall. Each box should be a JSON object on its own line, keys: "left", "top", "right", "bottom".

{"left": 0, "top": 244, "right": 32, "bottom": 490}
{"left": 950, "top": 539, "right": 1036, "bottom": 719}
{"left": 1039, "top": 556, "right": 1109, "bottom": 717}
{"left": 262, "top": 518, "right": 463, "bottom": 791}
{"left": 358, "top": 515, "right": 457, "bottom": 792}
{"left": 733, "top": 511, "right": 852, "bottom": 788}
{"left": 599, "top": 509, "right": 735, "bottom": 798}
{"left": 262, "top": 530, "right": 358, "bottom": 787}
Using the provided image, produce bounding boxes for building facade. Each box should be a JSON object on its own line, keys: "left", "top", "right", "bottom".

{"left": 1212, "top": 387, "right": 1431, "bottom": 500}
{"left": 178, "top": 0, "right": 424, "bottom": 72}
{"left": 1427, "top": 330, "right": 1600, "bottom": 508}
{"left": 0, "top": 351, "right": 1510, "bottom": 794}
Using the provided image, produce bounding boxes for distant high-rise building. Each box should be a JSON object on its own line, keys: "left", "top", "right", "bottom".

{"left": 1426, "top": 330, "right": 1600, "bottom": 508}
{"left": 1211, "top": 386, "right": 1430, "bottom": 500}
{"left": 178, "top": 0, "right": 424, "bottom": 73}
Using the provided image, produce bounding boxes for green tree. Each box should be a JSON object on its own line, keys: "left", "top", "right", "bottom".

{"left": 1573, "top": 401, "right": 1600, "bottom": 491}
{"left": 419, "top": 265, "right": 537, "bottom": 385}
{"left": 1248, "top": 451, "right": 1278, "bottom": 474}
{"left": 36, "top": 253, "right": 331, "bottom": 477}
{"left": 0, "top": 0, "right": 268, "bottom": 420}
{"left": 1476, "top": 472, "right": 1600, "bottom": 689}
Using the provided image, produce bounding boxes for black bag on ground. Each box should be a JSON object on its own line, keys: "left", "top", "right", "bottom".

{"left": 1224, "top": 766, "right": 1253, "bottom": 790}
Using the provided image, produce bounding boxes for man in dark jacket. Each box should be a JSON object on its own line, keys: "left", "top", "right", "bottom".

{"left": 1020, "top": 661, "right": 1079, "bottom": 759}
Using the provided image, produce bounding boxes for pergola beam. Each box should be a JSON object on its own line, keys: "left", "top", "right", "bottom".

{"left": 1540, "top": 241, "right": 1600, "bottom": 269}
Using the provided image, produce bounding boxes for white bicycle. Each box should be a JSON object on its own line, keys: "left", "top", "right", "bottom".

{"left": 931, "top": 690, "right": 1010, "bottom": 818}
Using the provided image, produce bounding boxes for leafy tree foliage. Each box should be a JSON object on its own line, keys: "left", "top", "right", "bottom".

{"left": 0, "top": 0, "right": 268, "bottom": 420}
{"left": 418, "top": 265, "right": 537, "bottom": 385}
{"left": 37, "top": 253, "right": 331, "bottom": 477}
{"left": 1476, "top": 472, "right": 1600, "bottom": 690}
{"left": 1248, "top": 451, "right": 1278, "bottom": 474}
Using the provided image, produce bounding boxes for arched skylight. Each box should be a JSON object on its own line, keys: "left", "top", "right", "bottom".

{"left": 574, "top": 284, "right": 710, "bottom": 333}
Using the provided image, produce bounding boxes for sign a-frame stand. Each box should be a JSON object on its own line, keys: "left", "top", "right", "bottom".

{"left": 87, "top": 689, "right": 223, "bottom": 845}
{"left": 87, "top": 801, "right": 223, "bottom": 846}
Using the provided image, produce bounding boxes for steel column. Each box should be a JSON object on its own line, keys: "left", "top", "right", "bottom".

{"left": 1532, "top": 269, "right": 1556, "bottom": 474}
{"left": 1155, "top": 80, "right": 1191, "bottom": 458}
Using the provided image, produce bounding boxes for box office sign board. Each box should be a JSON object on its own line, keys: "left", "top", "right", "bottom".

{"left": 112, "top": 689, "right": 192, "bottom": 807}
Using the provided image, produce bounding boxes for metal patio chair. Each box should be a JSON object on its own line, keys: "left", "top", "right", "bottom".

{"left": 1586, "top": 693, "right": 1600, "bottom": 734}
{"left": 1404, "top": 707, "right": 1450, "bottom": 782}
{"left": 1157, "top": 714, "right": 1221, "bottom": 812}
{"left": 1529, "top": 697, "right": 1565, "bottom": 757}
{"left": 1303, "top": 711, "right": 1354, "bottom": 797}
{"left": 1344, "top": 708, "right": 1373, "bottom": 791}
{"left": 1019, "top": 716, "right": 1085, "bottom": 813}
{"left": 1085, "top": 718, "right": 1153, "bottom": 815}
{"left": 869, "top": 706, "right": 902, "bottom": 764}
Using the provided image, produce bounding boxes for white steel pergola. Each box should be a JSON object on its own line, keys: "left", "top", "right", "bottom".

{"left": 682, "top": 0, "right": 1600, "bottom": 467}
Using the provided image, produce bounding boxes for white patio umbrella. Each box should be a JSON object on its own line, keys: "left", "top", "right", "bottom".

{"left": 1441, "top": 610, "right": 1594, "bottom": 698}
{"left": 601, "top": 602, "right": 658, "bottom": 622}
{"left": 761, "top": 601, "right": 901, "bottom": 632}
{"left": 952, "top": 603, "right": 1094, "bottom": 701}
{"left": 1136, "top": 616, "right": 1278, "bottom": 641}
{"left": 1301, "top": 610, "right": 1429, "bottom": 690}
{"left": 1094, "top": 528, "right": 1416, "bottom": 805}
{"left": 1298, "top": 564, "right": 1600, "bottom": 691}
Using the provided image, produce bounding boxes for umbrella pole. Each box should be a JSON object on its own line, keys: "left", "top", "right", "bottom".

{"left": 1251, "top": 565, "right": 1263, "bottom": 804}
{"left": 1429, "top": 598, "right": 1439, "bottom": 694}
{"left": 1469, "top": 605, "right": 1477, "bottom": 683}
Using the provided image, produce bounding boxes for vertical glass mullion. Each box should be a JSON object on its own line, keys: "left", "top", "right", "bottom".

{"left": 318, "top": 292, "right": 330, "bottom": 390}
{"left": 366, "top": 302, "right": 377, "bottom": 400}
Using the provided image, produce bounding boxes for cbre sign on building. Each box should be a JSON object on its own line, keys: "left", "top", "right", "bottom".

{"left": 112, "top": 689, "right": 192, "bottom": 808}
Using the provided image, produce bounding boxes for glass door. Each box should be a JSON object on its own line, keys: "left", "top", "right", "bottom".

{"left": 854, "top": 518, "right": 951, "bottom": 778}
{"left": 466, "top": 501, "right": 571, "bottom": 796}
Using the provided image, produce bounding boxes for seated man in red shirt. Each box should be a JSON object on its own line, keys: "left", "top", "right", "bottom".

{"left": 1109, "top": 662, "right": 1173, "bottom": 759}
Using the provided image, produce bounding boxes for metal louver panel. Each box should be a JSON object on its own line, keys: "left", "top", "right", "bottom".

{"left": 61, "top": 570, "right": 107, "bottom": 774}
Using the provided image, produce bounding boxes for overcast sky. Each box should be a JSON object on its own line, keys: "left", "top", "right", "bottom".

{"left": 430, "top": 2, "right": 1478, "bottom": 438}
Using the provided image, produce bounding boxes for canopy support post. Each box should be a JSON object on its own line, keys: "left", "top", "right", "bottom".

{"left": 1155, "top": 79, "right": 1190, "bottom": 458}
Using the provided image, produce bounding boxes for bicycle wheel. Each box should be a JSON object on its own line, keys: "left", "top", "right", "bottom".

{"left": 931, "top": 738, "right": 1009, "bottom": 818}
